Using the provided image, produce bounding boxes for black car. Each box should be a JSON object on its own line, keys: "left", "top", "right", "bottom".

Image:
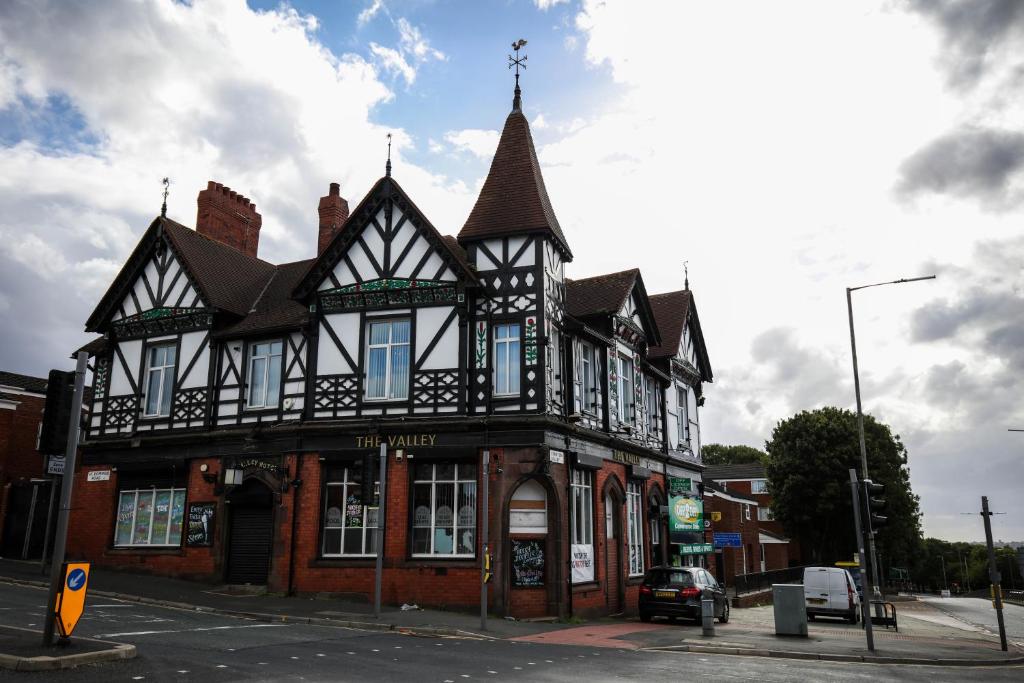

{"left": 638, "top": 566, "right": 730, "bottom": 624}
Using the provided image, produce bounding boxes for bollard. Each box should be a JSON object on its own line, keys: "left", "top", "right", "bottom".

{"left": 701, "top": 587, "right": 715, "bottom": 637}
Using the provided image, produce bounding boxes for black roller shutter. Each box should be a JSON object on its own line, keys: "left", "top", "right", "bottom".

{"left": 226, "top": 507, "right": 273, "bottom": 584}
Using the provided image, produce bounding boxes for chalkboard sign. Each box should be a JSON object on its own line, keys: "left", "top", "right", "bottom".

{"left": 511, "top": 539, "right": 544, "bottom": 587}
{"left": 186, "top": 502, "right": 216, "bottom": 547}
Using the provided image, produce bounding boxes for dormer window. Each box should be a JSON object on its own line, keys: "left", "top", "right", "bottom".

{"left": 143, "top": 344, "right": 176, "bottom": 417}
{"left": 617, "top": 354, "right": 634, "bottom": 425}
{"left": 493, "top": 323, "right": 520, "bottom": 396}
{"left": 247, "top": 340, "right": 283, "bottom": 409}
{"left": 365, "top": 319, "right": 410, "bottom": 400}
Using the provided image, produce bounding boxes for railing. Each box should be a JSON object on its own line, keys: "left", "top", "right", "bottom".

{"left": 1006, "top": 590, "right": 1024, "bottom": 607}
{"left": 731, "top": 565, "right": 810, "bottom": 596}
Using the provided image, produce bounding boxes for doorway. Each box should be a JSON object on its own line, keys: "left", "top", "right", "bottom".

{"left": 604, "top": 491, "right": 624, "bottom": 614}
{"left": 225, "top": 478, "right": 274, "bottom": 585}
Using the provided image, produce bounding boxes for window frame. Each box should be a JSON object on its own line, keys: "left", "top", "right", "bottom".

{"left": 676, "top": 386, "right": 689, "bottom": 445}
{"left": 750, "top": 479, "right": 768, "bottom": 494}
{"left": 580, "top": 342, "right": 596, "bottom": 414}
{"left": 626, "top": 481, "right": 645, "bottom": 577}
{"left": 142, "top": 342, "right": 177, "bottom": 418}
{"left": 364, "top": 317, "right": 411, "bottom": 401}
{"left": 757, "top": 506, "right": 774, "bottom": 522}
{"left": 246, "top": 339, "right": 283, "bottom": 410}
{"left": 569, "top": 468, "right": 595, "bottom": 583}
{"left": 617, "top": 354, "right": 634, "bottom": 425}
{"left": 114, "top": 487, "right": 187, "bottom": 547}
{"left": 410, "top": 461, "right": 478, "bottom": 558}
{"left": 492, "top": 322, "right": 521, "bottom": 397}
{"left": 321, "top": 463, "right": 379, "bottom": 557}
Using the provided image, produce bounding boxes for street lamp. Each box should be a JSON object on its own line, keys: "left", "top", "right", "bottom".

{"left": 846, "top": 274, "right": 935, "bottom": 601}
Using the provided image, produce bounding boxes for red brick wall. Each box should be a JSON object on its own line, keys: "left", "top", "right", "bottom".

{"left": 0, "top": 393, "right": 45, "bottom": 483}
{"left": 705, "top": 493, "right": 762, "bottom": 585}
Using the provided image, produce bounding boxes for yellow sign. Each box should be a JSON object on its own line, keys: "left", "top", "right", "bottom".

{"left": 710, "top": 511, "right": 722, "bottom": 522}
{"left": 55, "top": 562, "right": 90, "bottom": 638}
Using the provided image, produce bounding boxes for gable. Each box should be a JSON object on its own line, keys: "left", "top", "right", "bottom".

{"left": 613, "top": 278, "right": 660, "bottom": 346}
{"left": 295, "top": 176, "right": 476, "bottom": 309}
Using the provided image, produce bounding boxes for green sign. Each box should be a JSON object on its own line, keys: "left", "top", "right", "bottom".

{"left": 670, "top": 494, "right": 703, "bottom": 532}
{"left": 678, "top": 543, "right": 713, "bottom": 554}
{"left": 668, "top": 477, "right": 691, "bottom": 496}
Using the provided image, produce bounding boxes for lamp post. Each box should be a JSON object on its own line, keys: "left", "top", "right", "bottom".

{"left": 846, "top": 275, "right": 935, "bottom": 602}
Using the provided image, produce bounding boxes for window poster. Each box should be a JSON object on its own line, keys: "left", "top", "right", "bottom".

{"left": 571, "top": 543, "right": 594, "bottom": 583}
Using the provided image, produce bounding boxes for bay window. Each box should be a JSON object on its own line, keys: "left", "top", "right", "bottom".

{"left": 627, "top": 481, "right": 644, "bottom": 576}
{"left": 247, "top": 340, "right": 282, "bottom": 409}
{"left": 114, "top": 487, "right": 186, "bottom": 546}
{"left": 366, "top": 319, "right": 410, "bottom": 400}
{"left": 143, "top": 344, "right": 176, "bottom": 417}
{"left": 493, "top": 323, "right": 520, "bottom": 396}
{"left": 411, "top": 461, "right": 477, "bottom": 557}
{"left": 322, "top": 463, "right": 379, "bottom": 556}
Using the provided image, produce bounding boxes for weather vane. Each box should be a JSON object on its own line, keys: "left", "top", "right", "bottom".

{"left": 508, "top": 39, "right": 528, "bottom": 111}
{"left": 386, "top": 132, "right": 392, "bottom": 177}
{"left": 161, "top": 177, "right": 171, "bottom": 217}
{"left": 683, "top": 261, "right": 689, "bottom": 290}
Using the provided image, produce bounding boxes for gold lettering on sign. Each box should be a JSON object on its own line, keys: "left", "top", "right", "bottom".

{"left": 612, "top": 450, "right": 642, "bottom": 466}
{"left": 356, "top": 434, "right": 437, "bottom": 449}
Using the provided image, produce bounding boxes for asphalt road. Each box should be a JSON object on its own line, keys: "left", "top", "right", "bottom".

{"left": 920, "top": 595, "right": 1024, "bottom": 647}
{"left": 1, "top": 582, "right": 1022, "bottom": 682}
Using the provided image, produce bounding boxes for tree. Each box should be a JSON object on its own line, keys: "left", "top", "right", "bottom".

{"left": 702, "top": 443, "right": 768, "bottom": 466}
{"left": 765, "top": 406, "right": 922, "bottom": 569}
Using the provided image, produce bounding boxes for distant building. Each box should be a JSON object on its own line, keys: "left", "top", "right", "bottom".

{"left": 0, "top": 370, "right": 50, "bottom": 558}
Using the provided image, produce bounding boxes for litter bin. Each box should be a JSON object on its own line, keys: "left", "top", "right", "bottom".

{"left": 772, "top": 584, "right": 808, "bottom": 637}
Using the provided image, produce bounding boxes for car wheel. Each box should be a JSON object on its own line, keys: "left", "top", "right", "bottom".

{"left": 718, "top": 602, "right": 730, "bottom": 624}
{"left": 639, "top": 612, "right": 652, "bottom": 623}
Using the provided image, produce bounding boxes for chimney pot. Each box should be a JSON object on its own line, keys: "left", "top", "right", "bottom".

{"left": 329, "top": 182, "right": 340, "bottom": 197}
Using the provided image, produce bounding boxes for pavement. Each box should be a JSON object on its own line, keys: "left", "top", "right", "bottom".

{"left": 0, "top": 557, "right": 1022, "bottom": 671}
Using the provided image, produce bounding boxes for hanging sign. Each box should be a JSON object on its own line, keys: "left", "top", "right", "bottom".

{"left": 511, "top": 539, "right": 545, "bottom": 587}
{"left": 571, "top": 544, "right": 594, "bottom": 583}
{"left": 186, "top": 502, "right": 216, "bottom": 546}
{"left": 670, "top": 495, "right": 703, "bottom": 532}
{"left": 678, "top": 543, "right": 714, "bottom": 554}
{"left": 55, "top": 562, "right": 90, "bottom": 637}
{"left": 668, "top": 477, "right": 691, "bottom": 496}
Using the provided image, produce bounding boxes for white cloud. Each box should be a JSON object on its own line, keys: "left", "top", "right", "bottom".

{"left": 370, "top": 42, "right": 417, "bottom": 85}
{"left": 535, "top": 0, "right": 569, "bottom": 10}
{"left": 357, "top": 0, "right": 384, "bottom": 27}
{"left": 531, "top": 113, "right": 548, "bottom": 129}
{"left": 397, "top": 17, "right": 446, "bottom": 62}
{"left": 443, "top": 129, "right": 501, "bottom": 159}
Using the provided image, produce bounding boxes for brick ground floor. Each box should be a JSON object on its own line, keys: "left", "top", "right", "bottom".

{"left": 67, "top": 425, "right": 703, "bottom": 619}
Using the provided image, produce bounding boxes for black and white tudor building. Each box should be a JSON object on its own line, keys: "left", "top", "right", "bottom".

{"left": 68, "top": 83, "right": 713, "bottom": 618}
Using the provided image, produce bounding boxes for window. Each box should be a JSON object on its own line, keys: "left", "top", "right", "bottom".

{"left": 247, "top": 340, "right": 282, "bottom": 408}
{"left": 322, "top": 464, "right": 379, "bottom": 556}
{"left": 626, "top": 481, "right": 644, "bottom": 576}
{"left": 143, "top": 344, "right": 176, "bottom": 417}
{"left": 744, "top": 504, "right": 751, "bottom": 521}
{"left": 649, "top": 502, "right": 662, "bottom": 564}
{"left": 581, "top": 342, "right": 596, "bottom": 413}
{"left": 493, "top": 323, "right": 520, "bottom": 396}
{"left": 366, "top": 319, "right": 410, "bottom": 400}
{"left": 617, "top": 354, "right": 634, "bottom": 424}
{"left": 570, "top": 469, "right": 594, "bottom": 583}
{"left": 644, "top": 375, "right": 660, "bottom": 435}
{"left": 757, "top": 506, "right": 774, "bottom": 521}
{"left": 676, "top": 387, "right": 688, "bottom": 444}
{"left": 751, "top": 479, "right": 768, "bottom": 494}
{"left": 114, "top": 488, "right": 186, "bottom": 546}
{"left": 412, "top": 461, "right": 477, "bottom": 557}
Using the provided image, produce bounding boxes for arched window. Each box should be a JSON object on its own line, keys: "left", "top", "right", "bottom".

{"left": 509, "top": 479, "right": 547, "bottom": 534}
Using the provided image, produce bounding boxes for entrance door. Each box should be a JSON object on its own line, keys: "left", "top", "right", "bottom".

{"left": 604, "top": 492, "right": 623, "bottom": 614}
{"left": 226, "top": 479, "right": 274, "bottom": 585}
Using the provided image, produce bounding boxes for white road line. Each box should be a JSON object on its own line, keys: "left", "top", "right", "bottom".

{"left": 91, "top": 604, "right": 134, "bottom": 608}
{"left": 94, "top": 623, "right": 285, "bottom": 638}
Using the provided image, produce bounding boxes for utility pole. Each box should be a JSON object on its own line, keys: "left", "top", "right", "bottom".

{"left": 980, "top": 496, "right": 1008, "bottom": 652}
{"left": 940, "top": 555, "right": 948, "bottom": 593}
{"left": 480, "top": 449, "right": 490, "bottom": 631}
{"left": 41, "top": 352, "right": 87, "bottom": 646}
{"left": 849, "top": 469, "right": 875, "bottom": 652}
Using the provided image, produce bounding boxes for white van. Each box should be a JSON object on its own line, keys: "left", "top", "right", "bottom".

{"left": 803, "top": 566, "right": 859, "bottom": 623}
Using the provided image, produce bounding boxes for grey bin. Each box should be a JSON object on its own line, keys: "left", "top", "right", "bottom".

{"left": 772, "top": 584, "right": 808, "bottom": 637}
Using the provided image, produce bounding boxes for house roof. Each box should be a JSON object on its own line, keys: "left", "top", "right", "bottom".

{"left": 704, "top": 481, "right": 759, "bottom": 504}
{"left": 647, "top": 290, "right": 691, "bottom": 358}
{"left": 457, "top": 109, "right": 572, "bottom": 259}
{"left": 217, "top": 258, "right": 314, "bottom": 337}
{"left": 566, "top": 269, "right": 639, "bottom": 318}
{"left": 704, "top": 463, "right": 767, "bottom": 482}
{"left": 0, "top": 370, "right": 48, "bottom": 394}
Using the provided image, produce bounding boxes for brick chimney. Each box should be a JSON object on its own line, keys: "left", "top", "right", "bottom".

{"left": 196, "top": 181, "right": 262, "bottom": 258}
{"left": 318, "top": 182, "right": 349, "bottom": 255}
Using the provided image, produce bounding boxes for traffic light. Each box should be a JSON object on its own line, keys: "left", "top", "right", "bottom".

{"left": 862, "top": 480, "right": 887, "bottom": 530}
{"left": 39, "top": 370, "right": 75, "bottom": 455}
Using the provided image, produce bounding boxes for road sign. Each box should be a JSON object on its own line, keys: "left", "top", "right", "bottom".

{"left": 47, "top": 455, "right": 65, "bottom": 476}
{"left": 713, "top": 532, "right": 742, "bottom": 548}
{"left": 678, "top": 543, "right": 713, "bottom": 554}
{"left": 55, "top": 562, "right": 90, "bottom": 637}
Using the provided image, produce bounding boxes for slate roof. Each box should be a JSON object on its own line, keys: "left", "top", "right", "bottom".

{"left": 704, "top": 481, "right": 759, "bottom": 504}
{"left": 0, "top": 370, "right": 48, "bottom": 394}
{"left": 704, "top": 463, "right": 767, "bottom": 482}
{"left": 458, "top": 110, "right": 572, "bottom": 259}
{"left": 217, "top": 258, "right": 314, "bottom": 337}
{"left": 565, "top": 269, "right": 640, "bottom": 318}
{"left": 647, "top": 291, "right": 691, "bottom": 359}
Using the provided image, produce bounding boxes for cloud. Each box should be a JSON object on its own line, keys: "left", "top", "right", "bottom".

{"left": 396, "top": 18, "right": 445, "bottom": 63}
{"left": 367, "top": 15, "right": 445, "bottom": 86}
{"left": 905, "top": 0, "right": 1024, "bottom": 90}
{"left": 358, "top": 0, "right": 385, "bottom": 27}
{"left": 535, "top": 0, "right": 570, "bottom": 10}
{"left": 443, "top": 128, "right": 500, "bottom": 159}
{"left": 897, "top": 127, "right": 1024, "bottom": 209}
{"left": 369, "top": 42, "right": 417, "bottom": 85}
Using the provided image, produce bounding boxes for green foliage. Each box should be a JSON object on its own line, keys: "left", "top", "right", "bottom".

{"left": 702, "top": 443, "right": 768, "bottom": 466}
{"left": 911, "top": 538, "right": 1023, "bottom": 593}
{"left": 765, "top": 406, "right": 922, "bottom": 567}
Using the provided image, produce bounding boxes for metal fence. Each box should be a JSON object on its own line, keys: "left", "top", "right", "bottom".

{"left": 1006, "top": 590, "right": 1024, "bottom": 607}
{"left": 731, "top": 565, "right": 809, "bottom": 595}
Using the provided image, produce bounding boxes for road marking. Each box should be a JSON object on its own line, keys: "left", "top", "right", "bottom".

{"left": 216, "top": 665, "right": 227, "bottom": 668}
{"left": 94, "top": 623, "right": 285, "bottom": 638}
{"left": 488, "top": 670, "right": 498, "bottom": 674}
{"left": 90, "top": 604, "right": 134, "bottom": 608}
{"left": 346, "top": 651, "right": 356, "bottom": 655}
{"left": 290, "top": 656, "right": 299, "bottom": 660}
{"left": 316, "top": 653, "right": 325, "bottom": 657}
{"left": 132, "top": 677, "right": 144, "bottom": 680}
{"left": 177, "top": 671, "right": 189, "bottom": 674}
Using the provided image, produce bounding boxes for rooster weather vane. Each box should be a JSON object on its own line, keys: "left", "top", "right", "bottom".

{"left": 161, "top": 177, "right": 171, "bottom": 217}
{"left": 508, "top": 39, "right": 527, "bottom": 111}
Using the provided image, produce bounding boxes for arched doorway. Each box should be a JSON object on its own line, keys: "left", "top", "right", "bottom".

{"left": 507, "top": 478, "right": 550, "bottom": 618}
{"left": 225, "top": 478, "right": 274, "bottom": 585}
{"left": 604, "top": 488, "right": 624, "bottom": 614}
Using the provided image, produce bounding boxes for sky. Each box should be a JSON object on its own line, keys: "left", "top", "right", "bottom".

{"left": 0, "top": 0, "right": 1022, "bottom": 543}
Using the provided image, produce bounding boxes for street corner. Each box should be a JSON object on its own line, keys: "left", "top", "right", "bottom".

{"left": 0, "top": 625, "right": 136, "bottom": 672}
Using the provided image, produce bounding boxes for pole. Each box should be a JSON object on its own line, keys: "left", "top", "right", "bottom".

{"left": 981, "top": 496, "right": 1008, "bottom": 652}
{"left": 21, "top": 482, "right": 40, "bottom": 560}
{"left": 846, "top": 289, "right": 884, "bottom": 608}
{"left": 373, "top": 442, "right": 387, "bottom": 619}
{"left": 940, "top": 555, "right": 947, "bottom": 593}
{"left": 480, "top": 449, "right": 490, "bottom": 631}
{"left": 42, "top": 351, "right": 87, "bottom": 646}
{"left": 849, "top": 469, "right": 874, "bottom": 652}
{"left": 40, "top": 478, "right": 58, "bottom": 572}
